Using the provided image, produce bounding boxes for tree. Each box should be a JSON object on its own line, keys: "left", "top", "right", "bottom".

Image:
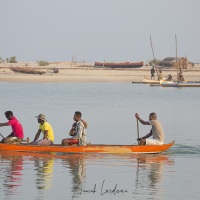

{"left": 9, "top": 56, "right": 17, "bottom": 63}
{"left": 38, "top": 60, "right": 49, "bottom": 66}
{"left": 148, "top": 59, "right": 160, "bottom": 66}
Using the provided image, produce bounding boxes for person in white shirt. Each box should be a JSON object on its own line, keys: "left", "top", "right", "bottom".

{"left": 135, "top": 112, "right": 164, "bottom": 145}
{"left": 62, "top": 111, "right": 87, "bottom": 146}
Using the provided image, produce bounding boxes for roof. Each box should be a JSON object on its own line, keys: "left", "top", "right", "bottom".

{"left": 160, "top": 57, "right": 184, "bottom": 65}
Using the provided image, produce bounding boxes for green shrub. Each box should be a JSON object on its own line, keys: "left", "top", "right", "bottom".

{"left": 38, "top": 60, "right": 49, "bottom": 66}
{"left": 6, "top": 56, "right": 17, "bottom": 63}
{"left": 149, "top": 59, "right": 160, "bottom": 66}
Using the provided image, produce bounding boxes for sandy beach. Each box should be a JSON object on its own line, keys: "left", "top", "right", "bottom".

{"left": 0, "top": 62, "right": 200, "bottom": 82}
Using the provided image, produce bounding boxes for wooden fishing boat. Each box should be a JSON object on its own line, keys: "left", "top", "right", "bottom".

{"left": 160, "top": 80, "right": 200, "bottom": 87}
{"left": 143, "top": 78, "right": 160, "bottom": 84}
{"left": 94, "top": 61, "right": 143, "bottom": 68}
{"left": 177, "top": 82, "right": 200, "bottom": 87}
{"left": 10, "top": 67, "right": 46, "bottom": 75}
{"left": 0, "top": 141, "right": 175, "bottom": 154}
{"left": 160, "top": 80, "right": 178, "bottom": 87}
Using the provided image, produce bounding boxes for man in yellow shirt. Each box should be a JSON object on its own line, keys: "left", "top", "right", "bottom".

{"left": 31, "top": 114, "right": 54, "bottom": 145}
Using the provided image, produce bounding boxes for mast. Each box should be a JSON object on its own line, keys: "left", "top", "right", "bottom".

{"left": 175, "top": 34, "right": 178, "bottom": 63}
{"left": 175, "top": 34, "right": 179, "bottom": 79}
{"left": 150, "top": 35, "right": 158, "bottom": 78}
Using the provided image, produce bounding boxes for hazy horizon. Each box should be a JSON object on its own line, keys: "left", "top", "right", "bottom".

{"left": 1, "top": 0, "right": 200, "bottom": 63}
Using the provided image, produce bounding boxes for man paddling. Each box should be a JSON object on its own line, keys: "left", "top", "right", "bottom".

{"left": 31, "top": 114, "right": 54, "bottom": 145}
{"left": 135, "top": 112, "right": 164, "bottom": 145}
{"left": 61, "top": 111, "right": 87, "bottom": 146}
{"left": 0, "top": 111, "right": 24, "bottom": 144}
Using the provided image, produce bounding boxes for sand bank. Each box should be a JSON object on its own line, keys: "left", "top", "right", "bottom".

{"left": 0, "top": 62, "right": 200, "bottom": 82}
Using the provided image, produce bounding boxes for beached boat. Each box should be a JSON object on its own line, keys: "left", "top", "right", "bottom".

{"left": 94, "top": 61, "right": 143, "bottom": 68}
{"left": 0, "top": 141, "right": 175, "bottom": 154}
{"left": 10, "top": 67, "right": 46, "bottom": 75}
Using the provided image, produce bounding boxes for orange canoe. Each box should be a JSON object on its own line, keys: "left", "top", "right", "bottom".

{"left": 0, "top": 141, "right": 175, "bottom": 154}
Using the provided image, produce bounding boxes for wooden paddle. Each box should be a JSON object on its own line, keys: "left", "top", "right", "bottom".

{"left": 137, "top": 119, "right": 139, "bottom": 145}
{"left": 0, "top": 133, "right": 4, "bottom": 139}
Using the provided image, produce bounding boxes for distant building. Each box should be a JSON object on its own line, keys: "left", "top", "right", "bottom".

{"left": 159, "top": 57, "right": 194, "bottom": 69}
{"left": 194, "top": 63, "right": 200, "bottom": 69}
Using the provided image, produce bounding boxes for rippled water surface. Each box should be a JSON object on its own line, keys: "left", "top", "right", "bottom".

{"left": 0, "top": 82, "right": 200, "bottom": 200}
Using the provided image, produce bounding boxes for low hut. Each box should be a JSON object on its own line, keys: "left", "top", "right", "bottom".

{"left": 159, "top": 57, "right": 194, "bottom": 69}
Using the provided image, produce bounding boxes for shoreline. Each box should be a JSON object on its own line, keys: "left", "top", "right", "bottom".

{"left": 1, "top": 62, "right": 200, "bottom": 82}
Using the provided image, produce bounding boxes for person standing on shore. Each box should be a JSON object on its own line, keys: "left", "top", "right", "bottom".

{"left": 151, "top": 66, "right": 155, "bottom": 80}
{"left": 158, "top": 69, "right": 163, "bottom": 80}
{"left": 31, "top": 114, "right": 54, "bottom": 145}
{"left": 62, "top": 111, "right": 87, "bottom": 146}
{"left": 135, "top": 112, "right": 164, "bottom": 145}
{"left": 0, "top": 111, "right": 24, "bottom": 144}
{"left": 177, "top": 68, "right": 184, "bottom": 82}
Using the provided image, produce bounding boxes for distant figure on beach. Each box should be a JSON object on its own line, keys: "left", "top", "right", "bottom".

{"left": 31, "top": 114, "right": 54, "bottom": 145}
{"left": 135, "top": 113, "right": 164, "bottom": 145}
{"left": 0, "top": 111, "right": 24, "bottom": 144}
{"left": 53, "top": 67, "right": 59, "bottom": 73}
{"left": 158, "top": 69, "right": 163, "bottom": 80}
{"left": 177, "top": 68, "right": 184, "bottom": 82}
{"left": 61, "top": 111, "right": 87, "bottom": 146}
{"left": 150, "top": 66, "right": 155, "bottom": 80}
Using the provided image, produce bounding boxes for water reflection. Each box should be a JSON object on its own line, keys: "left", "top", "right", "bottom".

{"left": 0, "top": 152, "right": 24, "bottom": 197}
{"left": 0, "top": 151, "right": 175, "bottom": 200}
{"left": 61, "top": 154, "right": 86, "bottom": 199}
{"left": 133, "top": 154, "right": 174, "bottom": 197}
{"left": 34, "top": 156, "right": 55, "bottom": 190}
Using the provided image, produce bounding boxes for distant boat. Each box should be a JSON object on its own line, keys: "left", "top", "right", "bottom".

{"left": 94, "top": 61, "right": 143, "bottom": 68}
{"left": 10, "top": 67, "right": 45, "bottom": 75}
{"left": 143, "top": 78, "right": 160, "bottom": 84}
{"left": 160, "top": 80, "right": 178, "bottom": 87}
{"left": 160, "top": 80, "right": 200, "bottom": 87}
{"left": 177, "top": 82, "right": 200, "bottom": 87}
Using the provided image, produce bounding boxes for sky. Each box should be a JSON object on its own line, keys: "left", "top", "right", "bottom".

{"left": 0, "top": 0, "right": 200, "bottom": 63}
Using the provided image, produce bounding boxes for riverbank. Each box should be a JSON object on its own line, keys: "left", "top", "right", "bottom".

{"left": 1, "top": 62, "right": 200, "bottom": 82}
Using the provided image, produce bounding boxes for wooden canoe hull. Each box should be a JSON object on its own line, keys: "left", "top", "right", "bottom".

{"left": 160, "top": 80, "right": 200, "bottom": 87}
{"left": 10, "top": 67, "right": 45, "bottom": 75}
{"left": 94, "top": 61, "right": 143, "bottom": 68}
{"left": 0, "top": 141, "right": 175, "bottom": 154}
{"left": 143, "top": 78, "right": 160, "bottom": 84}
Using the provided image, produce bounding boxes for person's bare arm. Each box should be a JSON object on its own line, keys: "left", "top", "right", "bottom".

{"left": 0, "top": 122, "right": 9, "bottom": 127}
{"left": 137, "top": 130, "right": 153, "bottom": 141}
{"left": 141, "top": 129, "right": 153, "bottom": 139}
{"left": 32, "top": 129, "right": 41, "bottom": 142}
{"left": 135, "top": 113, "right": 150, "bottom": 125}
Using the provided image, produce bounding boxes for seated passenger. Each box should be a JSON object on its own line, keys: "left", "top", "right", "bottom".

{"left": 62, "top": 111, "right": 87, "bottom": 146}
{"left": 0, "top": 111, "right": 24, "bottom": 144}
{"left": 31, "top": 114, "right": 54, "bottom": 145}
{"left": 167, "top": 74, "right": 173, "bottom": 81}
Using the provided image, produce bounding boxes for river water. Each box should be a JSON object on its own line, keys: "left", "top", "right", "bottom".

{"left": 0, "top": 82, "right": 200, "bottom": 200}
